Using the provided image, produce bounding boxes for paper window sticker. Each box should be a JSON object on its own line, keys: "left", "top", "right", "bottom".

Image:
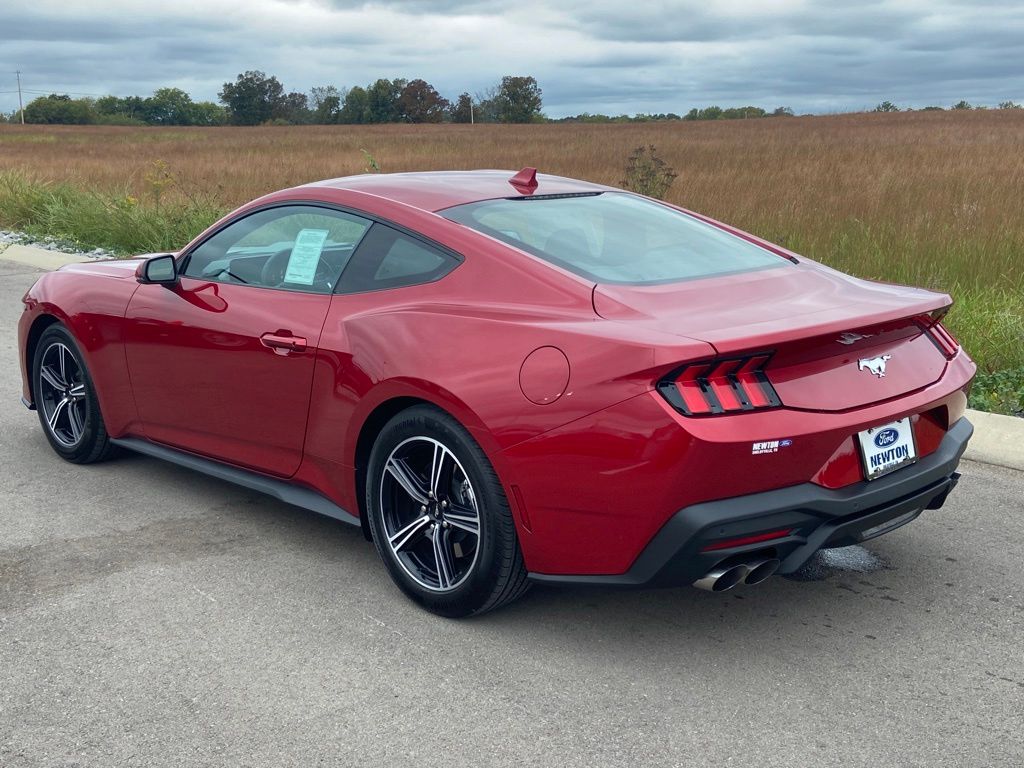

{"left": 284, "top": 228, "right": 330, "bottom": 285}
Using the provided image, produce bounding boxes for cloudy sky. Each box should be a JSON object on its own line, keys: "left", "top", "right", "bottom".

{"left": 1, "top": 0, "right": 1022, "bottom": 117}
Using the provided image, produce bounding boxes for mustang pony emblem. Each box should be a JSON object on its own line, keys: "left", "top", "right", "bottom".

{"left": 858, "top": 355, "right": 892, "bottom": 378}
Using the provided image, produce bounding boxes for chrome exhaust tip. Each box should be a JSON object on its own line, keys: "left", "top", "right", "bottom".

{"left": 693, "top": 564, "right": 748, "bottom": 592}
{"left": 743, "top": 558, "right": 781, "bottom": 586}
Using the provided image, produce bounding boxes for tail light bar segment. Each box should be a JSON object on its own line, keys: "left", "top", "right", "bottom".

{"left": 657, "top": 353, "right": 782, "bottom": 416}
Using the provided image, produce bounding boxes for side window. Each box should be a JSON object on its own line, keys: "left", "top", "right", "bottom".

{"left": 183, "top": 206, "right": 372, "bottom": 294}
{"left": 338, "top": 224, "right": 459, "bottom": 293}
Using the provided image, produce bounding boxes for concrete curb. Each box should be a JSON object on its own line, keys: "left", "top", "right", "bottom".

{"left": 0, "top": 243, "right": 92, "bottom": 271}
{"left": 1, "top": 244, "right": 1020, "bottom": 472}
{"left": 963, "top": 409, "right": 1024, "bottom": 471}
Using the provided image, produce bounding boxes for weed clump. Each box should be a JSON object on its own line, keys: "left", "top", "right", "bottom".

{"left": 621, "top": 145, "right": 677, "bottom": 199}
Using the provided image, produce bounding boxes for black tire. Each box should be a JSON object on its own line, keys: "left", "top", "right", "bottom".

{"left": 32, "top": 324, "right": 114, "bottom": 464}
{"left": 366, "top": 404, "right": 530, "bottom": 617}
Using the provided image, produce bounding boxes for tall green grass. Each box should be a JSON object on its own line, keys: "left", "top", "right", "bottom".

{"left": 0, "top": 171, "right": 224, "bottom": 254}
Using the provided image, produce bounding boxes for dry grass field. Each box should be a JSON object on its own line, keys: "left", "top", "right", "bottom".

{"left": 0, "top": 110, "right": 1021, "bottom": 408}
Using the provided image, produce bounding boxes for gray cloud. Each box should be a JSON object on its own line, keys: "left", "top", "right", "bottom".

{"left": 1, "top": 0, "right": 1021, "bottom": 117}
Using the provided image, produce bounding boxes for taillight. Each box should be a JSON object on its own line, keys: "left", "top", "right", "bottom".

{"left": 657, "top": 353, "right": 782, "bottom": 416}
{"left": 916, "top": 314, "right": 960, "bottom": 359}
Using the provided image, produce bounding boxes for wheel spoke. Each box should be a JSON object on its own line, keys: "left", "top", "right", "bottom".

{"left": 67, "top": 402, "right": 85, "bottom": 442}
{"left": 432, "top": 527, "right": 455, "bottom": 589}
{"left": 429, "top": 443, "right": 450, "bottom": 497}
{"left": 40, "top": 365, "right": 66, "bottom": 391}
{"left": 58, "top": 344, "right": 67, "bottom": 382}
{"left": 386, "top": 457, "right": 429, "bottom": 505}
{"left": 388, "top": 514, "right": 430, "bottom": 552}
{"left": 68, "top": 383, "right": 87, "bottom": 401}
{"left": 48, "top": 396, "right": 69, "bottom": 431}
{"left": 444, "top": 502, "right": 479, "bottom": 535}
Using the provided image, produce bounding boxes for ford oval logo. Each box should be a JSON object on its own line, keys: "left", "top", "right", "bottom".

{"left": 874, "top": 428, "right": 899, "bottom": 448}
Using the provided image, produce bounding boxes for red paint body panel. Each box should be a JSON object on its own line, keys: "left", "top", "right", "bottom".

{"left": 593, "top": 263, "right": 949, "bottom": 353}
{"left": 504, "top": 358, "right": 972, "bottom": 575}
{"left": 16, "top": 170, "right": 977, "bottom": 579}
{"left": 18, "top": 260, "right": 144, "bottom": 436}
{"left": 123, "top": 278, "right": 332, "bottom": 476}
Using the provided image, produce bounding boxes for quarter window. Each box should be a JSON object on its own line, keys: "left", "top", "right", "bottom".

{"left": 184, "top": 205, "right": 372, "bottom": 294}
{"left": 338, "top": 224, "right": 458, "bottom": 293}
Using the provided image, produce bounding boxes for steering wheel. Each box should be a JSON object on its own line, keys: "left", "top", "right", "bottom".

{"left": 259, "top": 247, "right": 335, "bottom": 290}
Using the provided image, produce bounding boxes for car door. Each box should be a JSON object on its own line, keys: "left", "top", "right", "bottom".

{"left": 123, "top": 204, "right": 372, "bottom": 476}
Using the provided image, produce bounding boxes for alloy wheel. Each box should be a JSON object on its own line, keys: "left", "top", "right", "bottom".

{"left": 380, "top": 436, "right": 482, "bottom": 592}
{"left": 37, "top": 342, "right": 89, "bottom": 447}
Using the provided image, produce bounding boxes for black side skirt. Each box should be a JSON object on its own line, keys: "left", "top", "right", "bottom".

{"left": 111, "top": 437, "right": 360, "bottom": 527}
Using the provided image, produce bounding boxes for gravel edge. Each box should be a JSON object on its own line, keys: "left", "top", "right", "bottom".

{"left": 0, "top": 230, "right": 116, "bottom": 260}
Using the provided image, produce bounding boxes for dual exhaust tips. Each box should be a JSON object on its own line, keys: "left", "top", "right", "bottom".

{"left": 693, "top": 557, "right": 781, "bottom": 592}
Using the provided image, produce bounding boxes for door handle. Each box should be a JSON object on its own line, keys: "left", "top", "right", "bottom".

{"left": 260, "top": 332, "right": 308, "bottom": 353}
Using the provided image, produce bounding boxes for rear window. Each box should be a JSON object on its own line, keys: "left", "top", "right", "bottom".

{"left": 442, "top": 192, "right": 787, "bottom": 284}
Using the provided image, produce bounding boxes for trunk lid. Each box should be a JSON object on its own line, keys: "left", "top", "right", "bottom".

{"left": 593, "top": 263, "right": 953, "bottom": 411}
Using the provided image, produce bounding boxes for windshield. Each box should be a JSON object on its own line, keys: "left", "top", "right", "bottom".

{"left": 442, "top": 192, "right": 787, "bottom": 284}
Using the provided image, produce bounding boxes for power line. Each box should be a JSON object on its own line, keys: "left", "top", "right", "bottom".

{"left": 21, "top": 88, "right": 107, "bottom": 97}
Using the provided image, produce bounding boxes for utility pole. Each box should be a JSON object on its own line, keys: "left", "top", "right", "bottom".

{"left": 470, "top": 99, "right": 474, "bottom": 125}
{"left": 15, "top": 70, "right": 24, "bottom": 124}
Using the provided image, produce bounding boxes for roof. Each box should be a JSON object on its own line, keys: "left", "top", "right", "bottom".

{"left": 302, "top": 170, "right": 613, "bottom": 213}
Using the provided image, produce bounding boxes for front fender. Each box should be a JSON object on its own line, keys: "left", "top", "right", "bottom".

{"left": 17, "top": 270, "right": 141, "bottom": 436}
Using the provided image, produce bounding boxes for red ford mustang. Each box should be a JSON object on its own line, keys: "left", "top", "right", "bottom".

{"left": 17, "top": 168, "right": 974, "bottom": 616}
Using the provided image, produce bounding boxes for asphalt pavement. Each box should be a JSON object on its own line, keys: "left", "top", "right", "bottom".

{"left": 1, "top": 259, "right": 1022, "bottom": 767}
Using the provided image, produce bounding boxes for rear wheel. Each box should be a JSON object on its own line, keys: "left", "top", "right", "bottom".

{"left": 32, "top": 324, "right": 114, "bottom": 464}
{"left": 366, "top": 405, "right": 530, "bottom": 617}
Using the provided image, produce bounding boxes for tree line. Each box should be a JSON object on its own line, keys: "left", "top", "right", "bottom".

{"left": 556, "top": 106, "right": 795, "bottom": 123}
{"left": 4, "top": 72, "right": 544, "bottom": 126}
{"left": 560, "top": 101, "right": 1022, "bottom": 123}
{"left": 872, "top": 100, "right": 1021, "bottom": 112}
{"left": 4, "top": 70, "right": 1020, "bottom": 126}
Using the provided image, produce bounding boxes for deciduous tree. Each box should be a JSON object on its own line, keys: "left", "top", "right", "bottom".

{"left": 24, "top": 94, "right": 96, "bottom": 124}
{"left": 366, "top": 78, "right": 406, "bottom": 123}
{"left": 310, "top": 86, "right": 343, "bottom": 123}
{"left": 339, "top": 86, "right": 370, "bottom": 124}
{"left": 145, "top": 88, "right": 196, "bottom": 125}
{"left": 219, "top": 71, "right": 286, "bottom": 125}
{"left": 276, "top": 92, "right": 312, "bottom": 124}
{"left": 399, "top": 79, "right": 449, "bottom": 123}
{"left": 450, "top": 93, "right": 474, "bottom": 123}
{"left": 495, "top": 76, "right": 543, "bottom": 123}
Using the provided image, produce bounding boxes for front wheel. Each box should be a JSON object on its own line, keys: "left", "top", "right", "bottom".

{"left": 32, "top": 324, "right": 114, "bottom": 464}
{"left": 366, "top": 405, "right": 530, "bottom": 617}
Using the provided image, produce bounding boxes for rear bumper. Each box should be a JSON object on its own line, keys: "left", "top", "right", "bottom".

{"left": 528, "top": 416, "right": 972, "bottom": 588}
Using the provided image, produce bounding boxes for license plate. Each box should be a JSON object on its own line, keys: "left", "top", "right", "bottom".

{"left": 857, "top": 417, "right": 917, "bottom": 480}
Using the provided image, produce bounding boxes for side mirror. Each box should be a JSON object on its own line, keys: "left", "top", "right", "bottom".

{"left": 136, "top": 254, "right": 178, "bottom": 285}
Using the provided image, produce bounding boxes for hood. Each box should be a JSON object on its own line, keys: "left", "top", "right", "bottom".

{"left": 57, "top": 256, "right": 151, "bottom": 279}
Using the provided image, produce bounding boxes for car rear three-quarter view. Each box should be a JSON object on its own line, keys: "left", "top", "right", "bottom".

{"left": 17, "top": 169, "right": 975, "bottom": 616}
